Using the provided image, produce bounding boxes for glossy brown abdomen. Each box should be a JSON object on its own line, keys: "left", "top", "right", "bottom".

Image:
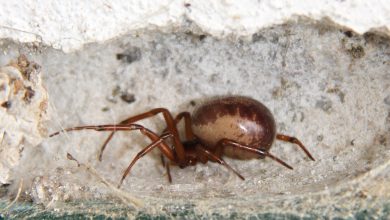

{"left": 192, "top": 96, "right": 276, "bottom": 159}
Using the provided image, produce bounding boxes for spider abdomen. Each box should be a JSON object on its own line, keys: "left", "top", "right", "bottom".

{"left": 192, "top": 96, "right": 276, "bottom": 159}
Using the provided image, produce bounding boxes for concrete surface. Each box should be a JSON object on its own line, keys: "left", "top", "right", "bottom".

{"left": 1, "top": 1, "right": 390, "bottom": 52}
{"left": 0, "top": 18, "right": 389, "bottom": 218}
{"left": 0, "top": 55, "right": 48, "bottom": 185}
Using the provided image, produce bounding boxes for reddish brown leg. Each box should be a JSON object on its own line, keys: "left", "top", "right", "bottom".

{"left": 98, "top": 108, "right": 185, "bottom": 163}
{"left": 174, "top": 112, "right": 195, "bottom": 140}
{"left": 160, "top": 154, "right": 172, "bottom": 183}
{"left": 51, "top": 124, "right": 180, "bottom": 187}
{"left": 50, "top": 124, "right": 176, "bottom": 161}
{"left": 276, "top": 134, "right": 315, "bottom": 161}
{"left": 196, "top": 145, "right": 245, "bottom": 180}
{"left": 161, "top": 111, "right": 194, "bottom": 140}
{"left": 118, "top": 132, "right": 174, "bottom": 188}
{"left": 216, "top": 139, "right": 294, "bottom": 170}
{"left": 160, "top": 111, "right": 195, "bottom": 182}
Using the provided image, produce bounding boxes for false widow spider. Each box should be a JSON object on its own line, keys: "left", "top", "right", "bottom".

{"left": 50, "top": 96, "right": 315, "bottom": 188}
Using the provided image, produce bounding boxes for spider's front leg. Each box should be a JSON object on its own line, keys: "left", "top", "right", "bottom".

{"left": 50, "top": 123, "right": 179, "bottom": 188}
{"left": 160, "top": 111, "right": 194, "bottom": 183}
{"left": 50, "top": 123, "right": 177, "bottom": 162}
{"left": 98, "top": 108, "right": 186, "bottom": 164}
{"left": 118, "top": 131, "right": 176, "bottom": 188}
{"left": 99, "top": 108, "right": 185, "bottom": 163}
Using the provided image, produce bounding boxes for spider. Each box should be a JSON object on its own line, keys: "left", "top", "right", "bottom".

{"left": 50, "top": 96, "right": 315, "bottom": 188}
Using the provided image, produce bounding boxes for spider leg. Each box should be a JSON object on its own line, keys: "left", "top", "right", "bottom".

{"left": 160, "top": 154, "right": 172, "bottom": 183}
{"left": 118, "top": 132, "right": 174, "bottom": 188}
{"left": 94, "top": 108, "right": 184, "bottom": 163}
{"left": 51, "top": 123, "right": 179, "bottom": 187}
{"left": 49, "top": 124, "right": 150, "bottom": 136}
{"left": 196, "top": 145, "right": 245, "bottom": 180}
{"left": 159, "top": 111, "right": 195, "bottom": 183}
{"left": 162, "top": 112, "right": 194, "bottom": 140}
{"left": 177, "top": 112, "right": 195, "bottom": 140}
{"left": 276, "top": 134, "right": 315, "bottom": 161}
{"left": 50, "top": 124, "right": 176, "bottom": 162}
{"left": 216, "top": 139, "right": 294, "bottom": 170}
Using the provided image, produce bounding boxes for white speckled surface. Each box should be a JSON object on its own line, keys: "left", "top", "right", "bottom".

{"left": 1, "top": 2, "right": 390, "bottom": 218}
{"left": 0, "top": 18, "right": 389, "bottom": 218}
{"left": 1, "top": 1, "right": 390, "bottom": 52}
{"left": 0, "top": 56, "right": 48, "bottom": 185}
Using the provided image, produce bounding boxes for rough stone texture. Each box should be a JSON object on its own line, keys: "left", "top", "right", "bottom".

{"left": 0, "top": 19, "right": 389, "bottom": 218}
{"left": 1, "top": 1, "right": 390, "bottom": 52}
{"left": 0, "top": 55, "right": 48, "bottom": 184}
